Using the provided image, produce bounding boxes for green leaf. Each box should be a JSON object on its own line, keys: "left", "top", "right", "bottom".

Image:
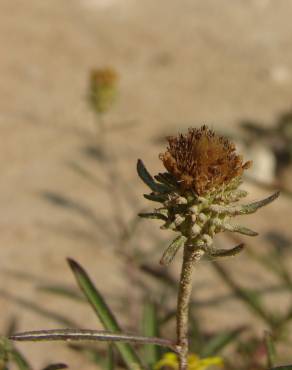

{"left": 238, "top": 191, "right": 280, "bottom": 215}
{"left": 138, "top": 212, "right": 167, "bottom": 221}
{"left": 160, "top": 236, "right": 187, "bottom": 265}
{"left": 10, "top": 349, "right": 31, "bottom": 370}
{"left": 42, "top": 364, "right": 68, "bottom": 370}
{"left": 143, "top": 193, "right": 168, "bottom": 203}
{"left": 141, "top": 300, "right": 160, "bottom": 367}
{"left": 222, "top": 224, "right": 258, "bottom": 236}
{"left": 137, "top": 159, "right": 167, "bottom": 193}
{"left": 201, "top": 327, "right": 245, "bottom": 357}
{"left": 107, "top": 344, "right": 115, "bottom": 370}
{"left": 207, "top": 244, "right": 245, "bottom": 259}
{"left": 270, "top": 367, "right": 292, "bottom": 370}
{"left": 0, "top": 336, "right": 31, "bottom": 370}
{"left": 265, "top": 332, "right": 276, "bottom": 368}
{"left": 0, "top": 337, "right": 10, "bottom": 369}
{"left": 210, "top": 191, "right": 280, "bottom": 215}
{"left": 67, "top": 259, "right": 144, "bottom": 370}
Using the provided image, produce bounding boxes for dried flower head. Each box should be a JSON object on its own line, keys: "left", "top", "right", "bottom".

{"left": 89, "top": 67, "right": 118, "bottom": 114}
{"left": 137, "top": 126, "right": 279, "bottom": 265}
{"left": 159, "top": 125, "right": 252, "bottom": 196}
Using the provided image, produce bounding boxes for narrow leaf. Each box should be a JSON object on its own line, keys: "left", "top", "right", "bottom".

{"left": 10, "top": 349, "right": 32, "bottom": 370}
{"left": 142, "top": 301, "right": 160, "bottom": 367}
{"left": 238, "top": 191, "right": 280, "bottom": 215}
{"left": 0, "top": 336, "right": 31, "bottom": 370}
{"left": 138, "top": 212, "right": 167, "bottom": 221}
{"left": 10, "top": 329, "right": 176, "bottom": 350}
{"left": 67, "top": 259, "right": 144, "bottom": 370}
{"left": 107, "top": 344, "right": 115, "bottom": 370}
{"left": 154, "top": 173, "right": 176, "bottom": 188}
{"left": 207, "top": 244, "right": 245, "bottom": 258}
{"left": 143, "top": 193, "right": 168, "bottom": 203}
{"left": 160, "top": 236, "right": 187, "bottom": 265}
{"left": 137, "top": 160, "right": 166, "bottom": 193}
{"left": 265, "top": 332, "right": 276, "bottom": 368}
{"left": 42, "top": 364, "right": 68, "bottom": 370}
{"left": 210, "top": 191, "right": 280, "bottom": 215}
{"left": 222, "top": 224, "right": 258, "bottom": 236}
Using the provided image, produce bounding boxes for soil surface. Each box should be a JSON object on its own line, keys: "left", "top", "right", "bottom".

{"left": 1, "top": 1, "right": 292, "bottom": 369}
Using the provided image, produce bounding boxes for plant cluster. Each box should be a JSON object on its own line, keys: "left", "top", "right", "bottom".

{"left": 1, "top": 69, "right": 292, "bottom": 370}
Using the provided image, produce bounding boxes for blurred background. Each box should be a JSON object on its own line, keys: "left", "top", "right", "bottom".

{"left": 1, "top": 1, "right": 292, "bottom": 369}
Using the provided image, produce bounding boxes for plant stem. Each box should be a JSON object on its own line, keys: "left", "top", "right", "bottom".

{"left": 10, "top": 329, "right": 177, "bottom": 351}
{"left": 176, "top": 244, "right": 204, "bottom": 370}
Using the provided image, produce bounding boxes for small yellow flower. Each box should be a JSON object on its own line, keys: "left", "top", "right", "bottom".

{"left": 88, "top": 67, "right": 118, "bottom": 114}
{"left": 154, "top": 352, "right": 224, "bottom": 370}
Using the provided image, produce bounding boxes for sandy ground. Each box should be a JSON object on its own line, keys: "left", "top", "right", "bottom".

{"left": 1, "top": 0, "right": 292, "bottom": 369}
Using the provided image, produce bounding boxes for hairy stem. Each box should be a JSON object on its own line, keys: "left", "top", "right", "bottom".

{"left": 176, "top": 244, "right": 204, "bottom": 370}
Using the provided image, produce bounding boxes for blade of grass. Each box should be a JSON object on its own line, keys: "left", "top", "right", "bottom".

{"left": 265, "top": 332, "right": 276, "bottom": 368}
{"left": 107, "top": 344, "right": 115, "bottom": 370}
{"left": 68, "top": 258, "right": 144, "bottom": 370}
{"left": 0, "top": 337, "right": 31, "bottom": 370}
{"left": 10, "top": 349, "right": 32, "bottom": 370}
{"left": 141, "top": 300, "right": 160, "bottom": 367}
{"left": 0, "top": 337, "right": 10, "bottom": 369}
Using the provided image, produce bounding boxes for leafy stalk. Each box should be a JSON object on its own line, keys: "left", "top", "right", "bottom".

{"left": 67, "top": 258, "right": 144, "bottom": 370}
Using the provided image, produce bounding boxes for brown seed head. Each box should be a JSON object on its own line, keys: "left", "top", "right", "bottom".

{"left": 159, "top": 125, "right": 252, "bottom": 195}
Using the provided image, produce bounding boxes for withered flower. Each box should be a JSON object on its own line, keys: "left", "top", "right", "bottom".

{"left": 137, "top": 126, "right": 279, "bottom": 265}
{"left": 89, "top": 67, "right": 118, "bottom": 114}
{"left": 138, "top": 126, "right": 279, "bottom": 370}
{"left": 159, "top": 125, "right": 252, "bottom": 195}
